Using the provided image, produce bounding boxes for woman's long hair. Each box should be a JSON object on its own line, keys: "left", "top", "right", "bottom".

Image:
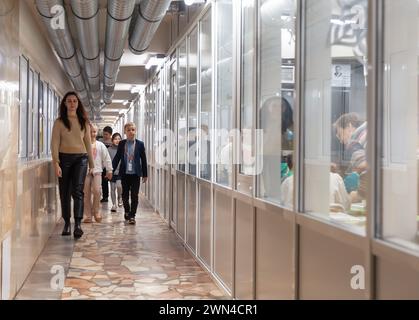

{"left": 281, "top": 97, "right": 294, "bottom": 134}
{"left": 59, "top": 91, "right": 89, "bottom": 131}
{"left": 261, "top": 96, "right": 294, "bottom": 134}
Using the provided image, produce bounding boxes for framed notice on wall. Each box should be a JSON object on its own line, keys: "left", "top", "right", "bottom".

{"left": 281, "top": 66, "right": 295, "bottom": 84}
{"left": 331, "top": 64, "right": 351, "bottom": 87}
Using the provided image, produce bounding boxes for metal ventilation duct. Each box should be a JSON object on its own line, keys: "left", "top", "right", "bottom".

{"left": 103, "top": 83, "right": 115, "bottom": 105}
{"left": 35, "top": 0, "right": 89, "bottom": 107}
{"left": 103, "top": 0, "right": 136, "bottom": 104}
{"left": 128, "top": 0, "right": 171, "bottom": 55}
{"left": 70, "top": 0, "right": 100, "bottom": 108}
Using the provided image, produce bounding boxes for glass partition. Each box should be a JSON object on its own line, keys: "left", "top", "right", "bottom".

{"left": 39, "top": 81, "right": 44, "bottom": 157}
{"left": 239, "top": 0, "right": 256, "bottom": 176}
{"left": 171, "top": 58, "right": 178, "bottom": 169}
{"left": 256, "top": 0, "right": 297, "bottom": 207}
{"left": 188, "top": 27, "right": 199, "bottom": 176}
{"left": 28, "top": 69, "right": 34, "bottom": 158}
{"left": 43, "top": 82, "right": 48, "bottom": 156}
{"left": 381, "top": 0, "right": 419, "bottom": 251}
{"left": 146, "top": 86, "right": 151, "bottom": 160}
{"left": 164, "top": 60, "right": 172, "bottom": 167}
{"left": 199, "top": 11, "right": 212, "bottom": 181}
{"left": 33, "top": 72, "right": 39, "bottom": 159}
{"left": 152, "top": 81, "right": 157, "bottom": 166}
{"left": 53, "top": 93, "right": 57, "bottom": 120}
{"left": 148, "top": 84, "right": 154, "bottom": 164}
{"left": 48, "top": 87, "right": 54, "bottom": 155}
{"left": 178, "top": 41, "right": 187, "bottom": 172}
{"left": 156, "top": 76, "right": 162, "bottom": 168}
{"left": 215, "top": 0, "right": 234, "bottom": 187}
{"left": 19, "top": 56, "right": 28, "bottom": 159}
{"left": 158, "top": 73, "right": 164, "bottom": 167}
{"left": 303, "top": 0, "right": 368, "bottom": 234}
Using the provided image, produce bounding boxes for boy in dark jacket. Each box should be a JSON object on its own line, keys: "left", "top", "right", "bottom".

{"left": 112, "top": 122, "right": 148, "bottom": 224}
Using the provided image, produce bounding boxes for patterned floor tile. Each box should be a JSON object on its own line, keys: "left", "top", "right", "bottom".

{"left": 16, "top": 195, "right": 228, "bottom": 300}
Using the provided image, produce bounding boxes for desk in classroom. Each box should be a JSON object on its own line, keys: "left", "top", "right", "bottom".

{"left": 350, "top": 203, "right": 366, "bottom": 216}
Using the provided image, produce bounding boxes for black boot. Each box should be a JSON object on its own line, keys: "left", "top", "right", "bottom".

{"left": 62, "top": 219, "right": 71, "bottom": 236}
{"left": 73, "top": 218, "right": 84, "bottom": 239}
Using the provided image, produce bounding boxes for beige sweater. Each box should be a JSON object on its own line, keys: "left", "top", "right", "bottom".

{"left": 51, "top": 116, "right": 94, "bottom": 169}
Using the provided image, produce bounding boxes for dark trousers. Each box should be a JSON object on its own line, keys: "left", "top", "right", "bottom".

{"left": 58, "top": 153, "right": 88, "bottom": 222}
{"left": 102, "top": 168, "right": 109, "bottom": 199}
{"left": 121, "top": 175, "right": 141, "bottom": 218}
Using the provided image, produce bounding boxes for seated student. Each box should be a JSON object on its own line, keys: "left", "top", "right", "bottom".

{"left": 279, "top": 157, "right": 294, "bottom": 208}
{"left": 280, "top": 168, "right": 350, "bottom": 213}
{"left": 259, "top": 97, "right": 294, "bottom": 199}
{"left": 329, "top": 172, "right": 351, "bottom": 212}
{"left": 280, "top": 171, "right": 294, "bottom": 208}
{"left": 334, "top": 113, "right": 368, "bottom": 202}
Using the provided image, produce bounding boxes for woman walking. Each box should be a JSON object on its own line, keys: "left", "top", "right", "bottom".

{"left": 51, "top": 91, "right": 94, "bottom": 238}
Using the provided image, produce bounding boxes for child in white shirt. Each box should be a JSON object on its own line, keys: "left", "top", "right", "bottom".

{"left": 83, "top": 123, "right": 113, "bottom": 223}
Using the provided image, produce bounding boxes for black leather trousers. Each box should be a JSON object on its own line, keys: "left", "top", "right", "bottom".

{"left": 58, "top": 153, "right": 88, "bottom": 222}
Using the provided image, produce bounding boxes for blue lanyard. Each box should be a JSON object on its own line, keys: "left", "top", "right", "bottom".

{"left": 125, "top": 140, "right": 136, "bottom": 161}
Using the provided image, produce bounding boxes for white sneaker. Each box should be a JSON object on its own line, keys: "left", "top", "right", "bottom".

{"left": 111, "top": 205, "right": 117, "bottom": 212}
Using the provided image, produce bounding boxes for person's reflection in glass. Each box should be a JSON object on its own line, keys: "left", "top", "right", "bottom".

{"left": 260, "top": 96, "right": 294, "bottom": 201}
{"left": 219, "top": 133, "right": 233, "bottom": 184}
{"left": 200, "top": 124, "right": 211, "bottom": 179}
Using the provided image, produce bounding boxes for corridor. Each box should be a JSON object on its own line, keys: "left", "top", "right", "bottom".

{"left": 16, "top": 197, "right": 226, "bottom": 300}
{"left": 1, "top": 0, "right": 419, "bottom": 301}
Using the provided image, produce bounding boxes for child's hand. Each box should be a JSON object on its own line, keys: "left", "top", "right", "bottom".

{"left": 142, "top": 177, "right": 148, "bottom": 183}
{"left": 106, "top": 171, "right": 113, "bottom": 181}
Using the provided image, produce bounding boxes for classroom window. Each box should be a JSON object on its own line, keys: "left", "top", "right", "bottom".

{"left": 215, "top": 0, "right": 234, "bottom": 187}
{"left": 28, "top": 69, "right": 34, "bottom": 158}
{"left": 33, "top": 72, "right": 39, "bottom": 159}
{"left": 43, "top": 82, "right": 48, "bottom": 156}
{"left": 199, "top": 11, "right": 212, "bottom": 181}
{"left": 381, "top": 0, "right": 419, "bottom": 251}
{"left": 303, "top": 0, "right": 368, "bottom": 234}
{"left": 256, "top": 0, "right": 297, "bottom": 207}
{"left": 188, "top": 27, "right": 198, "bottom": 176}
{"left": 239, "top": 0, "right": 256, "bottom": 176}
{"left": 178, "top": 41, "right": 187, "bottom": 172}
{"left": 19, "top": 56, "right": 28, "bottom": 159}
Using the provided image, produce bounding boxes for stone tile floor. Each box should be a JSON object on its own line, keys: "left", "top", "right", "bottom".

{"left": 16, "top": 196, "right": 227, "bottom": 300}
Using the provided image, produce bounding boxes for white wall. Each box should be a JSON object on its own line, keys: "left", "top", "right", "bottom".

{"left": 20, "top": 0, "right": 71, "bottom": 95}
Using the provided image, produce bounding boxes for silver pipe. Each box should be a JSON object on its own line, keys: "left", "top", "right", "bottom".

{"left": 72, "top": 73, "right": 86, "bottom": 92}
{"left": 90, "top": 90, "right": 101, "bottom": 102}
{"left": 103, "top": 0, "right": 136, "bottom": 104}
{"left": 88, "top": 75, "right": 100, "bottom": 92}
{"left": 78, "top": 89, "right": 89, "bottom": 105}
{"left": 103, "top": 83, "right": 115, "bottom": 105}
{"left": 35, "top": 0, "right": 89, "bottom": 107}
{"left": 128, "top": 0, "right": 171, "bottom": 55}
{"left": 71, "top": 0, "right": 100, "bottom": 107}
